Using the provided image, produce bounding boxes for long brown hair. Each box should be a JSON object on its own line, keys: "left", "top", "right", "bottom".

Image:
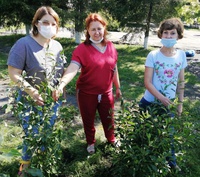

{"left": 84, "top": 13, "right": 108, "bottom": 45}
{"left": 31, "top": 6, "right": 59, "bottom": 37}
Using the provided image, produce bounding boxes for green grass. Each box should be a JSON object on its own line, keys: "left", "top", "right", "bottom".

{"left": 0, "top": 52, "right": 8, "bottom": 79}
{"left": 0, "top": 34, "right": 25, "bottom": 47}
{"left": 0, "top": 34, "right": 25, "bottom": 79}
{"left": 0, "top": 35, "right": 200, "bottom": 177}
{"left": 116, "top": 44, "right": 151, "bottom": 100}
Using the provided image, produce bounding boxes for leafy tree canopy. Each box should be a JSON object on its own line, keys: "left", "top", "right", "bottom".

{"left": 103, "top": 0, "right": 184, "bottom": 28}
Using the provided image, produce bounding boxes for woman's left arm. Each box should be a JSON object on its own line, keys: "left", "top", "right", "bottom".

{"left": 177, "top": 69, "right": 185, "bottom": 116}
{"left": 113, "top": 65, "right": 122, "bottom": 99}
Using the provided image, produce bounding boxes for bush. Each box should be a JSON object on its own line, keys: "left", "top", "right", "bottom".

{"left": 109, "top": 100, "right": 184, "bottom": 177}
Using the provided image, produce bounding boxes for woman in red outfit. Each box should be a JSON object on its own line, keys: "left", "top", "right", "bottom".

{"left": 53, "top": 13, "right": 122, "bottom": 154}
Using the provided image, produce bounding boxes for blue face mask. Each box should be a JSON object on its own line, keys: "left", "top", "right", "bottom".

{"left": 161, "top": 38, "right": 177, "bottom": 48}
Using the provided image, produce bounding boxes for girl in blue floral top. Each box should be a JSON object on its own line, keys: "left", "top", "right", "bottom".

{"left": 140, "top": 18, "right": 187, "bottom": 116}
{"left": 139, "top": 18, "right": 187, "bottom": 170}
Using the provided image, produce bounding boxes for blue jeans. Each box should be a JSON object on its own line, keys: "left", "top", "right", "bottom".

{"left": 17, "top": 90, "right": 61, "bottom": 161}
{"left": 139, "top": 97, "right": 177, "bottom": 167}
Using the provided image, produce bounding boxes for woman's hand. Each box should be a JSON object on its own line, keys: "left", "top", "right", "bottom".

{"left": 29, "top": 89, "right": 44, "bottom": 106}
{"left": 115, "top": 88, "right": 122, "bottom": 99}
{"left": 8, "top": 66, "right": 44, "bottom": 106}
{"left": 52, "top": 88, "right": 63, "bottom": 101}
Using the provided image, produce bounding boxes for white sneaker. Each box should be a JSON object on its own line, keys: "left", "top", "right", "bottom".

{"left": 87, "top": 144, "right": 95, "bottom": 154}
{"left": 114, "top": 140, "right": 121, "bottom": 147}
{"left": 110, "top": 139, "right": 121, "bottom": 147}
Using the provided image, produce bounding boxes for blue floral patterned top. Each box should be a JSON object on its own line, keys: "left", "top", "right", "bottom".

{"left": 144, "top": 49, "right": 187, "bottom": 102}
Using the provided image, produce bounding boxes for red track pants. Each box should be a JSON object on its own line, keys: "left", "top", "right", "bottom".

{"left": 77, "top": 90, "right": 116, "bottom": 145}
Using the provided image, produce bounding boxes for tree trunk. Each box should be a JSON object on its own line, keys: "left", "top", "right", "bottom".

{"left": 75, "top": 31, "right": 82, "bottom": 44}
{"left": 143, "top": 2, "right": 153, "bottom": 49}
{"left": 74, "top": 1, "right": 86, "bottom": 44}
{"left": 25, "top": 24, "right": 31, "bottom": 35}
{"left": 144, "top": 36, "right": 149, "bottom": 49}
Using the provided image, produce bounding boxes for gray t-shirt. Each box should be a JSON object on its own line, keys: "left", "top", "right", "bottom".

{"left": 7, "top": 35, "right": 66, "bottom": 89}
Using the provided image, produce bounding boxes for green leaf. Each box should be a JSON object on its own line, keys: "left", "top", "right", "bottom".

{"left": 26, "top": 168, "right": 43, "bottom": 177}
{"left": 0, "top": 173, "right": 10, "bottom": 177}
{"left": 0, "top": 149, "right": 21, "bottom": 157}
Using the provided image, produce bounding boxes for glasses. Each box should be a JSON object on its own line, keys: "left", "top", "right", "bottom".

{"left": 38, "top": 20, "right": 57, "bottom": 27}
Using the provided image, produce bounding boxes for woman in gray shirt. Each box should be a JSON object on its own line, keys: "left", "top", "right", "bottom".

{"left": 7, "top": 6, "right": 66, "bottom": 176}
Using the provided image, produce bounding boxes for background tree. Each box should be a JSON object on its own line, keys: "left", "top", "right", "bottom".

{"left": 0, "top": 0, "right": 69, "bottom": 34}
{"left": 65, "top": 0, "right": 105, "bottom": 43}
{"left": 0, "top": 0, "right": 104, "bottom": 44}
{"left": 104, "top": 0, "right": 184, "bottom": 49}
{"left": 178, "top": 0, "right": 200, "bottom": 26}
{"left": 0, "top": 0, "right": 198, "bottom": 46}
{"left": 0, "top": 0, "right": 37, "bottom": 32}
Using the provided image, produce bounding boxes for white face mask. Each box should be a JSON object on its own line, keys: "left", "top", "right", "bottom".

{"left": 89, "top": 37, "right": 104, "bottom": 44}
{"left": 39, "top": 25, "right": 57, "bottom": 39}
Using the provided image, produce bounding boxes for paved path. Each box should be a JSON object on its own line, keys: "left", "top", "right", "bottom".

{"left": 148, "top": 30, "right": 200, "bottom": 51}
{"left": 1, "top": 29, "right": 200, "bottom": 114}
{"left": 106, "top": 30, "right": 200, "bottom": 50}
{"left": 106, "top": 30, "right": 200, "bottom": 60}
{"left": 57, "top": 29, "right": 200, "bottom": 59}
{"left": 1, "top": 28, "right": 200, "bottom": 51}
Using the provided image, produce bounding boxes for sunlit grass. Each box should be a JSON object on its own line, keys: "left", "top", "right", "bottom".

{"left": 0, "top": 52, "right": 8, "bottom": 79}
{"left": 0, "top": 120, "right": 22, "bottom": 164}
{"left": 185, "top": 71, "right": 200, "bottom": 85}
{"left": 115, "top": 44, "right": 149, "bottom": 100}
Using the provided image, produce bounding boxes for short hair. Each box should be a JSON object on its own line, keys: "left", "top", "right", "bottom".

{"left": 84, "top": 13, "right": 108, "bottom": 45}
{"left": 31, "top": 6, "right": 59, "bottom": 37}
{"left": 157, "top": 18, "right": 184, "bottom": 39}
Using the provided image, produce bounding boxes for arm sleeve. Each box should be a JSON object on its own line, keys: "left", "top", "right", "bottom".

{"left": 181, "top": 50, "right": 187, "bottom": 69}
{"left": 145, "top": 51, "right": 154, "bottom": 68}
{"left": 7, "top": 39, "right": 26, "bottom": 70}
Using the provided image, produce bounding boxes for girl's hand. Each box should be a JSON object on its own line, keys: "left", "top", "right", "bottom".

{"left": 177, "top": 103, "right": 183, "bottom": 116}
{"left": 159, "top": 96, "right": 172, "bottom": 107}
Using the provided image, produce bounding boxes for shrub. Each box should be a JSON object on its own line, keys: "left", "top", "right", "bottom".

{"left": 110, "top": 100, "right": 184, "bottom": 177}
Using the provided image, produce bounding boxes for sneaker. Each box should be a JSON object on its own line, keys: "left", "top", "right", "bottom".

{"left": 168, "top": 160, "right": 177, "bottom": 168}
{"left": 114, "top": 140, "right": 121, "bottom": 147}
{"left": 166, "top": 158, "right": 181, "bottom": 172}
{"left": 87, "top": 144, "right": 95, "bottom": 154}
{"left": 170, "top": 163, "right": 181, "bottom": 172}
{"left": 109, "top": 140, "right": 121, "bottom": 148}
{"left": 18, "top": 163, "right": 30, "bottom": 177}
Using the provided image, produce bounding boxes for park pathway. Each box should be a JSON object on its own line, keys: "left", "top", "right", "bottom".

{"left": 0, "top": 29, "right": 200, "bottom": 117}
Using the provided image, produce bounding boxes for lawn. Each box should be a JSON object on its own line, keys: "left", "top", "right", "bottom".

{"left": 0, "top": 35, "right": 200, "bottom": 177}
